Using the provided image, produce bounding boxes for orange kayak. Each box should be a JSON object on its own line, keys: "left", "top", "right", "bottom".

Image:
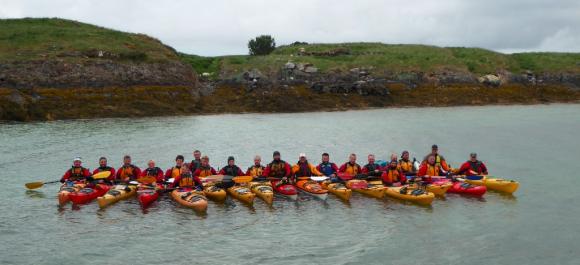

{"left": 295, "top": 179, "right": 328, "bottom": 200}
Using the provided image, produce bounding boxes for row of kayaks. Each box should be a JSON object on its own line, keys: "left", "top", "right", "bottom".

{"left": 57, "top": 175, "right": 519, "bottom": 212}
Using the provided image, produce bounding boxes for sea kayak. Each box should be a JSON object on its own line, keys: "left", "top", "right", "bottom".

{"left": 447, "top": 182, "right": 487, "bottom": 197}
{"left": 320, "top": 181, "right": 352, "bottom": 201}
{"left": 171, "top": 188, "right": 208, "bottom": 213}
{"left": 248, "top": 180, "right": 274, "bottom": 205}
{"left": 426, "top": 182, "right": 452, "bottom": 197}
{"left": 464, "top": 176, "right": 519, "bottom": 194}
{"left": 58, "top": 182, "right": 85, "bottom": 205}
{"left": 295, "top": 179, "right": 328, "bottom": 200}
{"left": 201, "top": 182, "right": 227, "bottom": 202}
{"left": 137, "top": 184, "right": 163, "bottom": 208}
{"left": 226, "top": 185, "right": 256, "bottom": 205}
{"left": 97, "top": 184, "right": 137, "bottom": 208}
{"left": 384, "top": 185, "right": 435, "bottom": 206}
{"left": 271, "top": 179, "right": 298, "bottom": 200}
{"left": 346, "top": 179, "right": 384, "bottom": 199}
{"left": 69, "top": 184, "right": 110, "bottom": 205}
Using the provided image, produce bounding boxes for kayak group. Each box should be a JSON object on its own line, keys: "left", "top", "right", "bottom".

{"left": 53, "top": 144, "right": 518, "bottom": 212}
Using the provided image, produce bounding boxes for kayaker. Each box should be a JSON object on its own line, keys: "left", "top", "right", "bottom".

{"left": 115, "top": 155, "right": 141, "bottom": 183}
{"left": 193, "top": 156, "right": 217, "bottom": 178}
{"left": 417, "top": 154, "right": 442, "bottom": 182}
{"left": 165, "top": 155, "right": 185, "bottom": 181}
{"left": 381, "top": 160, "right": 406, "bottom": 186}
{"left": 423, "top": 144, "right": 450, "bottom": 172}
{"left": 246, "top": 155, "right": 265, "bottom": 178}
{"left": 316, "top": 153, "right": 339, "bottom": 182}
{"left": 263, "top": 151, "right": 291, "bottom": 181}
{"left": 389, "top": 153, "right": 398, "bottom": 162}
{"left": 338, "top": 153, "right": 362, "bottom": 175}
{"left": 219, "top": 156, "right": 245, "bottom": 176}
{"left": 139, "top": 160, "right": 164, "bottom": 183}
{"left": 60, "top": 157, "right": 91, "bottom": 183}
{"left": 189, "top": 150, "right": 202, "bottom": 173}
{"left": 92, "top": 157, "right": 116, "bottom": 183}
{"left": 362, "top": 154, "right": 382, "bottom": 179}
{"left": 292, "top": 153, "right": 322, "bottom": 180}
{"left": 171, "top": 166, "right": 203, "bottom": 190}
{"left": 456, "top": 153, "right": 488, "bottom": 176}
{"left": 398, "top": 151, "right": 416, "bottom": 176}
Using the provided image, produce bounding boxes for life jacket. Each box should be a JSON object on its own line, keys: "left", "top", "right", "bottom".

{"left": 398, "top": 159, "right": 413, "bottom": 173}
{"left": 425, "top": 164, "right": 441, "bottom": 176}
{"left": 197, "top": 165, "right": 214, "bottom": 178}
{"left": 144, "top": 167, "right": 162, "bottom": 176}
{"left": 95, "top": 166, "right": 113, "bottom": 173}
{"left": 222, "top": 165, "right": 242, "bottom": 177}
{"left": 468, "top": 161, "right": 484, "bottom": 174}
{"left": 189, "top": 159, "right": 201, "bottom": 172}
{"left": 119, "top": 165, "right": 137, "bottom": 180}
{"left": 294, "top": 161, "right": 312, "bottom": 177}
{"left": 435, "top": 154, "right": 445, "bottom": 167}
{"left": 383, "top": 167, "right": 403, "bottom": 183}
{"left": 343, "top": 162, "right": 361, "bottom": 175}
{"left": 69, "top": 166, "right": 87, "bottom": 181}
{"left": 170, "top": 166, "right": 182, "bottom": 179}
{"left": 178, "top": 172, "right": 195, "bottom": 188}
{"left": 318, "top": 162, "right": 336, "bottom": 176}
{"left": 268, "top": 160, "right": 288, "bottom": 178}
{"left": 247, "top": 165, "right": 264, "bottom": 177}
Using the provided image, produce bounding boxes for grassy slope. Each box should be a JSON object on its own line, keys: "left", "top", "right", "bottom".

{"left": 0, "top": 18, "right": 178, "bottom": 62}
{"left": 181, "top": 43, "right": 580, "bottom": 77}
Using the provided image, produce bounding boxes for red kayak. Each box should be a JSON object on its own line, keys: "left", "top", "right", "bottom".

{"left": 137, "top": 184, "right": 163, "bottom": 208}
{"left": 69, "top": 184, "right": 111, "bottom": 205}
{"left": 432, "top": 177, "right": 487, "bottom": 197}
{"left": 270, "top": 180, "right": 298, "bottom": 200}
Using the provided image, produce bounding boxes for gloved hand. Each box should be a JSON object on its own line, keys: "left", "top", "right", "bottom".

{"left": 195, "top": 186, "right": 203, "bottom": 192}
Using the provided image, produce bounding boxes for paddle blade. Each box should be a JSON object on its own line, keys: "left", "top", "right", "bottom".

{"left": 233, "top": 176, "right": 253, "bottom": 184}
{"left": 92, "top": 171, "right": 111, "bottom": 180}
{"left": 25, "top": 182, "right": 44, "bottom": 189}
{"left": 311, "top": 176, "right": 329, "bottom": 181}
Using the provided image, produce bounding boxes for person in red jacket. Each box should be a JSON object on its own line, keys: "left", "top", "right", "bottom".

{"left": 140, "top": 160, "right": 164, "bottom": 183}
{"left": 170, "top": 166, "right": 203, "bottom": 190}
{"left": 193, "top": 156, "right": 217, "bottom": 178}
{"left": 165, "top": 155, "right": 185, "bottom": 182}
{"left": 92, "top": 157, "right": 116, "bottom": 182}
{"left": 60, "top": 157, "right": 91, "bottom": 183}
{"left": 338, "top": 154, "right": 362, "bottom": 175}
{"left": 115, "top": 155, "right": 141, "bottom": 183}
{"left": 416, "top": 154, "right": 442, "bottom": 183}
{"left": 219, "top": 156, "right": 245, "bottom": 176}
{"left": 262, "top": 151, "right": 291, "bottom": 180}
{"left": 381, "top": 160, "right": 406, "bottom": 186}
{"left": 456, "top": 153, "right": 488, "bottom": 176}
{"left": 361, "top": 154, "right": 382, "bottom": 178}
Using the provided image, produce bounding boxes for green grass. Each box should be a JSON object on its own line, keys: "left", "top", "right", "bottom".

{"left": 0, "top": 17, "right": 178, "bottom": 62}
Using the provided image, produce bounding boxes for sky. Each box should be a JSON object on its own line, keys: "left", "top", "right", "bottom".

{"left": 1, "top": 0, "right": 579, "bottom": 56}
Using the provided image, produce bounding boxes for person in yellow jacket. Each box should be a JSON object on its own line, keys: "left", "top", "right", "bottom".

{"left": 246, "top": 155, "right": 265, "bottom": 178}
{"left": 398, "top": 151, "right": 417, "bottom": 176}
{"left": 338, "top": 153, "right": 362, "bottom": 175}
{"left": 292, "top": 153, "right": 322, "bottom": 180}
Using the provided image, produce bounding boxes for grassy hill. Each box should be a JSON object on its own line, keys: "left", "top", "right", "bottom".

{"left": 181, "top": 43, "right": 580, "bottom": 77}
{"left": 0, "top": 17, "right": 179, "bottom": 62}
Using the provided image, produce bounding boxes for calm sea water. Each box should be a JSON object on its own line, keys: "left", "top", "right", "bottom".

{"left": 1, "top": 104, "right": 579, "bottom": 265}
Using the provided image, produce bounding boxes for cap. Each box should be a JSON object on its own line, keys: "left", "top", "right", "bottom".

{"left": 470, "top": 153, "right": 477, "bottom": 157}
{"left": 227, "top": 156, "right": 235, "bottom": 161}
{"left": 432, "top": 144, "right": 438, "bottom": 149}
{"left": 299, "top": 153, "right": 306, "bottom": 158}
{"left": 73, "top": 157, "right": 82, "bottom": 162}
{"left": 273, "top": 151, "right": 280, "bottom": 156}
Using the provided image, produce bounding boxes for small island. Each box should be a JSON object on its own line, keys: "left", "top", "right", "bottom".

{"left": 1, "top": 18, "right": 579, "bottom": 121}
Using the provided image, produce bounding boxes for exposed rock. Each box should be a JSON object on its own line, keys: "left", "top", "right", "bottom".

{"left": 284, "top": 62, "right": 296, "bottom": 69}
{"left": 478, "top": 74, "right": 501, "bottom": 87}
{"left": 304, "top": 66, "right": 318, "bottom": 73}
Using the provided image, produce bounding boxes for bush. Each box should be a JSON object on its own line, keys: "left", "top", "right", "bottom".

{"left": 248, "top": 35, "right": 276, "bottom": 55}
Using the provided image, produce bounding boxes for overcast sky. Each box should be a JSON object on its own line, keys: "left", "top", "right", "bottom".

{"left": 1, "top": 0, "right": 579, "bottom": 56}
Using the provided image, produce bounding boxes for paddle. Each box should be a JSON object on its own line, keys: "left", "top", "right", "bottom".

{"left": 201, "top": 175, "right": 226, "bottom": 182}
{"left": 25, "top": 171, "right": 111, "bottom": 190}
{"left": 221, "top": 175, "right": 254, "bottom": 184}
{"left": 310, "top": 176, "right": 329, "bottom": 181}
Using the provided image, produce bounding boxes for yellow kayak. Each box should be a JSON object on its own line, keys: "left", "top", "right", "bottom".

{"left": 321, "top": 181, "right": 352, "bottom": 201}
{"left": 202, "top": 182, "right": 227, "bottom": 202}
{"left": 171, "top": 188, "right": 208, "bottom": 213}
{"left": 97, "top": 184, "right": 137, "bottom": 208}
{"left": 426, "top": 182, "right": 452, "bottom": 197}
{"left": 385, "top": 186, "right": 435, "bottom": 206}
{"left": 346, "top": 179, "right": 384, "bottom": 199}
{"left": 248, "top": 181, "right": 274, "bottom": 205}
{"left": 465, "top": 176, "right": 519, "bottom": 194}
{"left": 227, "top": 185, "right": 256, "bottom": 205}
